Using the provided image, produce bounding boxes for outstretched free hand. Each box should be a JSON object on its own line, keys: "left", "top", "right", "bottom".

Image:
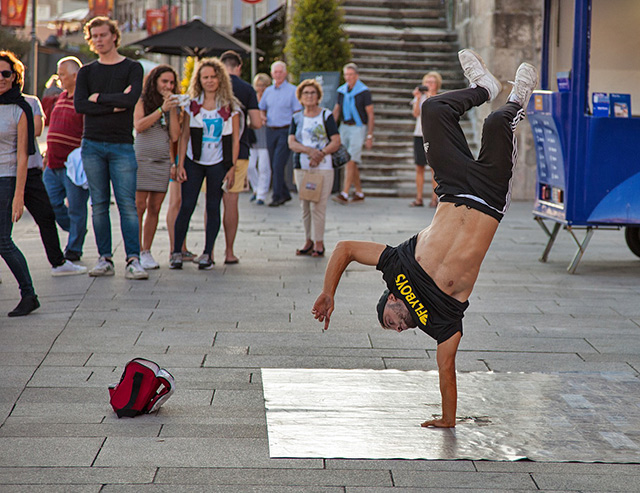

{"left": 312, "top": 292, "right": 334, "bottom": 331}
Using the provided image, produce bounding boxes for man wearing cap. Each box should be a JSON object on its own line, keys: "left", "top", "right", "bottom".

{"left": 312, "top": 50, "right": 538, "bottom": 429}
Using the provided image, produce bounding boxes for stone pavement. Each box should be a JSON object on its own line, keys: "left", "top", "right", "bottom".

{"left": 1, "top": 193, "right": 640, "bottom": 492}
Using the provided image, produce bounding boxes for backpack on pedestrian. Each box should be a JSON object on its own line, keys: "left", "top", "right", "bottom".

{"left": 108, "top": 358, "right": 175, "bottom": 418}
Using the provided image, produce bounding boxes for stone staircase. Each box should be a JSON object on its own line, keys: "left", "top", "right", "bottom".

{"left": 341, "top": 0, "right": 473, "bottom": 197}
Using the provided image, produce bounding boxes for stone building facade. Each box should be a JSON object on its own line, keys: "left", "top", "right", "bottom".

{"left": 451, "top": 0, "right": 543, "bottom": 200}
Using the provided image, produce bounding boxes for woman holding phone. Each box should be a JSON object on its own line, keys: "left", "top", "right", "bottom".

{"left": 134, "top": 64, "right": 180, "bottom": 270}
{"left": 170, "top": 58, "right": 240, "bottom": 271}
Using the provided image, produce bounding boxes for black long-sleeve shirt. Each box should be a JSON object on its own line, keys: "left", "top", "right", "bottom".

{"left": 74, "top": 58, "right": 143, "bottom": 144}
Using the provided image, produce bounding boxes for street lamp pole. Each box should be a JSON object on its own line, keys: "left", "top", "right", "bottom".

{"left": 251, "top": 3, "right": 256, "bottom": 81}
{"left": 30, "top": 0, "right": 38, "bottom": 94}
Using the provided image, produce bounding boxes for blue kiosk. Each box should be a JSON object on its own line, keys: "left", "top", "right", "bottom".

{"left": 527, "top": 0, "right": 640, "bottom": 273}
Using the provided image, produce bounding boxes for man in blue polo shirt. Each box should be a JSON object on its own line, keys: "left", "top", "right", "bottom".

{"left": 332, "top": 63, "right": 374, "bottom": 204}
{"left": 258, "top": 61, "right": 302, "bottom": 207}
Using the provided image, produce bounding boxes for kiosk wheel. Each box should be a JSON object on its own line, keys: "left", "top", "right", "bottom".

{"left": 625, "top": 227, "right": 640, "bottom": 258}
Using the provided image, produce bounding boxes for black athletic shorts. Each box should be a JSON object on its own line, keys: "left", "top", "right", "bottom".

{"left": 421, "top": 87, "right": 526, "bottom": 222}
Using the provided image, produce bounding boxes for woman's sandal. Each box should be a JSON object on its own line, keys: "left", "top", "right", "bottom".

{"left": 409, "top": 200, "right": 424, "bottom": 207}
{"left": 296, "top": 244, "right": 314, "bottom": 256}
{"left": 311, "top": 249, "right": 325, "bottom": 257}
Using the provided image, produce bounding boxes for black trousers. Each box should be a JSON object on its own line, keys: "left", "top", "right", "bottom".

{"left": 421, "top": 87, "right": 526, "bottom": 221}
{"left": 25, "top": 168, "right": 65, "bottom": 267}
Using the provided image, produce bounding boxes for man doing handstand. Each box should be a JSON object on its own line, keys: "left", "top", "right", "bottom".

{"left": 312, "top": 50, "right": 538, "bottom": 428}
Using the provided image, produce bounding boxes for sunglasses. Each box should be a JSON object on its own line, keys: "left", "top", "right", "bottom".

{"left": 0, "top": 70, "right": 14, "bottom": 79}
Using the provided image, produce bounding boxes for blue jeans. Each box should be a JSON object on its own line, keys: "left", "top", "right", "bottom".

{"left": 81, "top": 139, "right": 140, "bottom": 259}
{"left": 174, "top": 157, "right": 225, "bottom": 256}
{"left": 266, "top": 127, "right": 291, "bottom": 202}
{"left": 0, "top": 177, "right": 36, "bottom": 298}
{"left": 42, "top": 167, "right": 90, "bottom": 257}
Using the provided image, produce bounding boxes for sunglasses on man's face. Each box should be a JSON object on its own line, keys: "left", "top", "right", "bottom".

{"left": 0, "top": 70, "right": 14, "bottom": 79}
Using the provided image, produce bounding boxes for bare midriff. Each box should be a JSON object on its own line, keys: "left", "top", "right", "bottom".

{"left": 414, "top": 202, "right": 499, "bottom": 303}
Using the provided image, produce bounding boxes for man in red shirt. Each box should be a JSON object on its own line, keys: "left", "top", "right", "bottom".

{"left": 43, "top": 56, "right": 90, "bottom": 261}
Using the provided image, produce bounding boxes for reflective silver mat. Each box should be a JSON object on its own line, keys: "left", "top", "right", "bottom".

{"left": 262, "top": 369, "right": 640, "bottom": 462}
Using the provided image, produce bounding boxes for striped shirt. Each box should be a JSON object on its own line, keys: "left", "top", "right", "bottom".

{"left": 46, "top": 90, "right": 84, "bottom": 169}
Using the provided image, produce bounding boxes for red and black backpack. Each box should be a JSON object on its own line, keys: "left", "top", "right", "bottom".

{"left": 108, "top": 358, "right": 175, "bottom": 418}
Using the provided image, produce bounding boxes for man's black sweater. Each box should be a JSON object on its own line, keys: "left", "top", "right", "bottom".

{"left": 74, "top": 58, "right": 143, "bottom": 144}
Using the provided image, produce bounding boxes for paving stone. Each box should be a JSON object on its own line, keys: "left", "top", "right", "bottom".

{"left": 85, "top": 353, "right": 205, "bottom": 367}
{"left": 154, "top": 467, "right": 393, "bottom": 486}
{"left": 215, "top": 331, "right": 372, "bottom": 348}
{"left": 159, "top": 424, "right": 267, "bottom": 438}
{"left": 474, "top": 461, "right": 640, "bottom": 474}
{"left": 101, "top": 486, "right": 341, "bottom": 493}
{"left": 0, "top": 485, "right": 100, "bottom": 493}
{"left": 0, "top": 466, "right": 155, "bottom": 484}
{"left": 0, "top": 438, "right": 104, "bottom": 466}
{"left": 94, "top": 437, "right": 322, "bottom": 468}
{"left": 326, "top": 459, "right": 475, "bottom": 471}
{"left": 533, "top": 472, "right": 640, "bottom": 491}
{"left": 0, "top": 423, "right": 162, "bottom": 438}
{"left": 0, "top": 367, "right": 35, "bottom": 388}
{"left": 391, "top": 470, "right": 537, "bottom": 489}
{"left": 203, "top": 354, "right": 386, "bottom": 369}
{"left": 41, "top": 352, "right": 92, "bottom": 366}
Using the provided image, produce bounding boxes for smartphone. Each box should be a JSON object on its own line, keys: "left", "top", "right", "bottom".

{"left": 221, "top": 180, "right": 229, "bottom": 193}
{"left": 170, "top": 94, "right": 190, "bottom": 107}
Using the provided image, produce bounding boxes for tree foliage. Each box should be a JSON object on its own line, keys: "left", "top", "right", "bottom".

{"left": 284, "top": 0, "right": 351, "bottom": 83}
{"left": 0, "top": 28, "right": 30, "bottom": 58}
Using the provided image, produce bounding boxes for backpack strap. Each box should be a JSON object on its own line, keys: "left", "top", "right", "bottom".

{"left": 116, "top": 372, "right": 144, "bottom": 418}
{"left": 146, "top": 369, "right": 175, "bottom": 413}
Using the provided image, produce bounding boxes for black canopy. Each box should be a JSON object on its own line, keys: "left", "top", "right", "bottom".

{"left": 127, "top": 18, "right": 259, "bottom": 58}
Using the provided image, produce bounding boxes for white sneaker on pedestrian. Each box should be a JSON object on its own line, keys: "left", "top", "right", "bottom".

{"left": 458, "top": 49, "right": 502, "bottom": 101}
{"left": 125, "top": 257, "right": 149, "bottom": 280}
{"left": 197, "top": 254, "right": 214, "bottom": 270}
{"left": 507, "top": 62, "right": 539, "bottom": 110}
{"left": 193, "top": 253, "right": 209, "bottom": 264}
{"left": 140, "top": 250, "right": 159, "bottom": 270}
{"left": 51, "top": 260, "right": 88, "bottom": 277}
{"left": 89, "top": 257, "right": 115, "bottom": 277}
{"left": 169, "top": 252, "right": 183, "bottom": 270}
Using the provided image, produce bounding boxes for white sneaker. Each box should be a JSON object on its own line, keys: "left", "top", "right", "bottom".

{"left": 507, "top": 62, "right": 539, "bottom": 110}
{"left": 458, "top": 49, "right": 502, "bottom": 101}
{"left": 89, "top": 257, "right": 115, "bottom": 277}
{"left": 140, "top": 250, "right": 159, "bottom": 270}
{"left": 192, "top": 253, "right": 208, "bottom": 264}
{"left": 125, "top": 257, "right": 149, "bottom": 280}
{"left": 197, "top": 254, "right": 214, "bottom": 270}
{"left": 51, "top": 260, "right": 88, "bottom": 277}
{"left": 169, "top": 252, "right": 183, "bottom": 270}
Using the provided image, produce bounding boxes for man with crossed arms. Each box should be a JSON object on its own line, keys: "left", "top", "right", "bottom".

{"left": 312, "top": 50, "right": 538, "bottom": 428}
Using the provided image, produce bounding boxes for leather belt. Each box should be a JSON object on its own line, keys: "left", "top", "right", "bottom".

{"left": 267, "top": 125, "right": 289, "bottom": 130}
{"left": 342, "top": 121, "right": 357, "bottom": 126}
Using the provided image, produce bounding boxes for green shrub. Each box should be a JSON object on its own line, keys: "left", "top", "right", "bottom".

{"left": 284, "top": 0, "right": 351, "bottom": 82}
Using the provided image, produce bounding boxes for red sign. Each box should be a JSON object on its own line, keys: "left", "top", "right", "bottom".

{"left": 146, "top": 6, "right": 179, "bottom": 35}
{"left": 88, "top": 0, "right": 112, "bottom": 17}
{"left": 1, "top": 0, "right": 28, "bottom": 27}
{"left": 146, "top": 8, "right": 166, "bottom": 35}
